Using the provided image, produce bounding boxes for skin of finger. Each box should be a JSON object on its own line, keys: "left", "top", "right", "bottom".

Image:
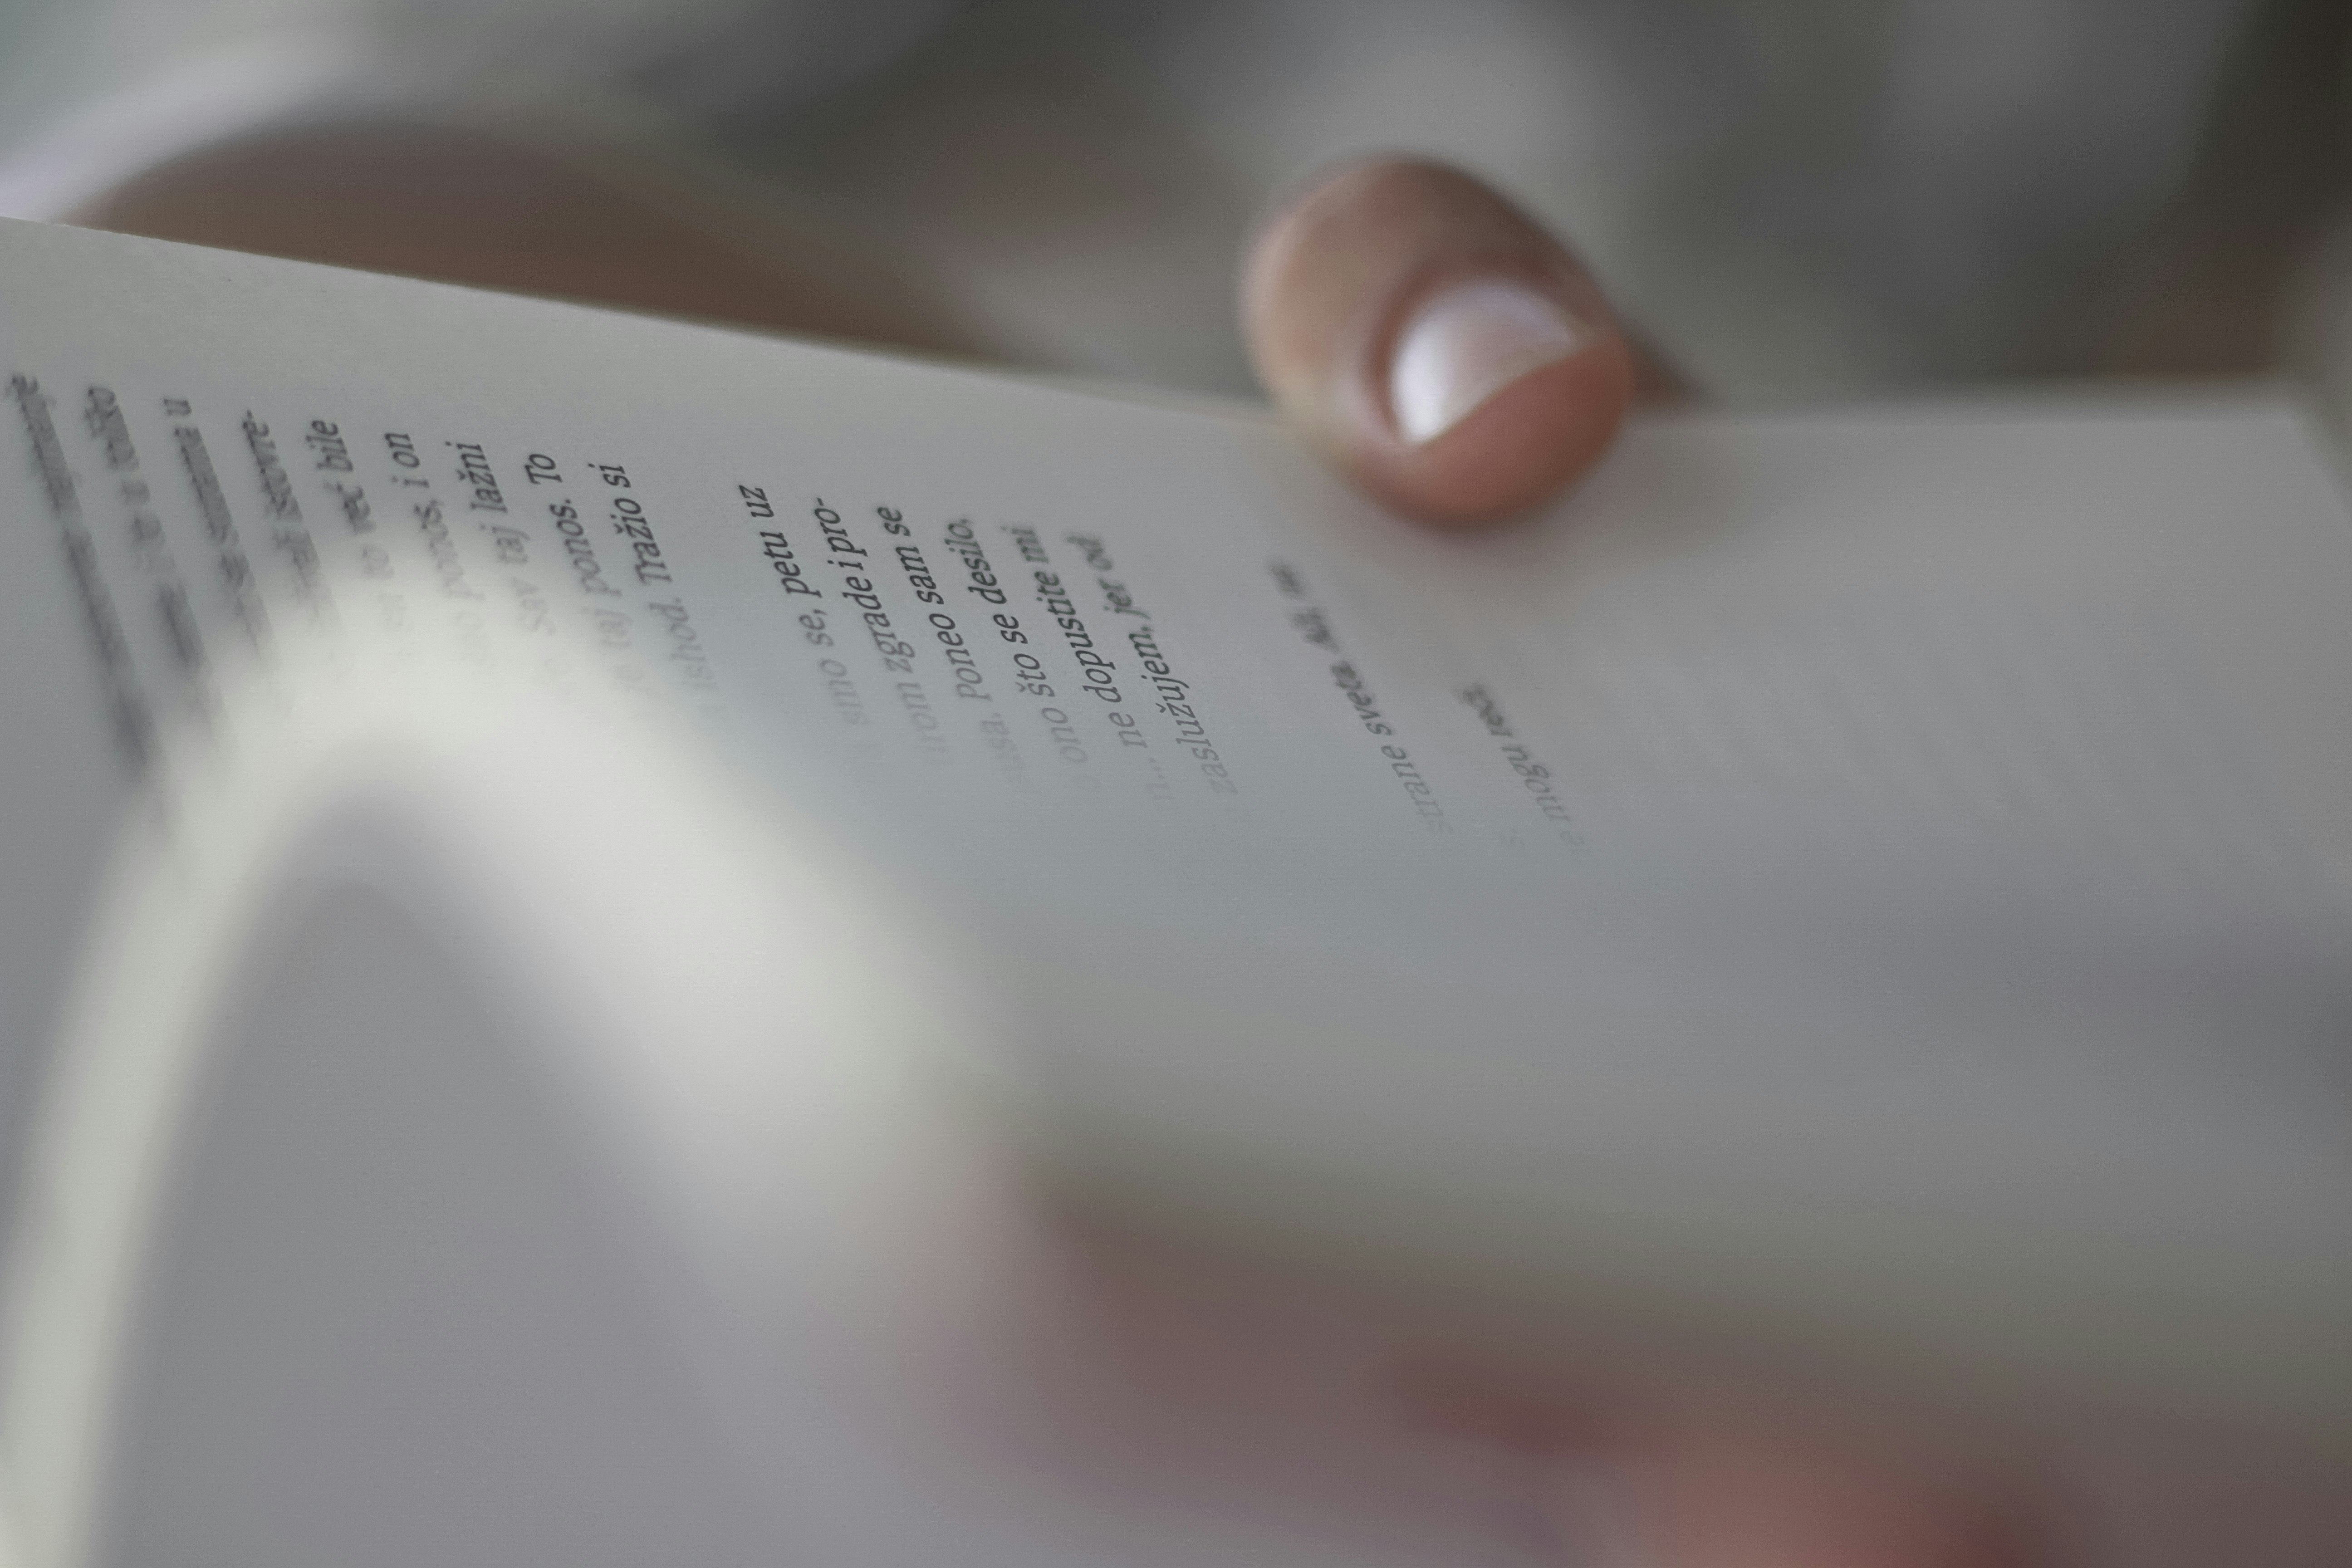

{"left": 71, "top": 120, "right": 987, "bottom": 356}
{"left": 1649, "top": 1428, "right": 2037, "bottom": 1568}
{"left": 1395, "top": 1363, "right": 2033, "bottom": 1568}
{"left": 1056, "top": 1211, "right": 2035, "bottom": 1568}
{"left": 1242, "top": 157, "right": 1637, "bottom": 526}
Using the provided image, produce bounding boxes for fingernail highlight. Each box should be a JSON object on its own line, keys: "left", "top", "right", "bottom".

{"left": 1388, "top": 279, "right": 1591, "bottom": 445}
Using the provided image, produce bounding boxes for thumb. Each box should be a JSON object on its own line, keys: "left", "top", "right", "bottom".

{"left": 1243, "top": 157, "right": 1642, "bottom": 527}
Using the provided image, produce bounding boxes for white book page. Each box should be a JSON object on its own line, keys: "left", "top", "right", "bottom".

{"left": 3, "top": 217, "right": 2351, "bottom": 1427}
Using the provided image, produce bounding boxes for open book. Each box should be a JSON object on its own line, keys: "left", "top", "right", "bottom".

{"left": 2, "top": 216, "right": 2349, "bottom": 1564}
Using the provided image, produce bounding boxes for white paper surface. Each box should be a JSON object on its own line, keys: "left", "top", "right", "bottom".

{"left": 3, "top": 218, "right": 2350, "bottom": 1429}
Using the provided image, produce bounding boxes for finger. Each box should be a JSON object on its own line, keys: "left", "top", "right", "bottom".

{"left": 1620, "top": 1424, "right": 2034, "bottom": 1568}
{"left": 1406, "top": 1372, "right": 2032, "bottom": 1568}
{"left": 1243, "top": 157, "right": 1640, "bottom": 528}
{"left": 72, "top": 120, "right": 984, "bottom": 356}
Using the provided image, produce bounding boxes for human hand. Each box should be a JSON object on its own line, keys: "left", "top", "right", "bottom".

{"left": 1244, "top": 156, "right": 1653, "bottom": 526}
{"left": 73, "top": 129, "right": 1651, "bottom": 535}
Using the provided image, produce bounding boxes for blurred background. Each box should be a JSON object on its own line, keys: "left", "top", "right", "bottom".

{"left": 3, "top": 0, "right": 2351, "bottom": 412}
